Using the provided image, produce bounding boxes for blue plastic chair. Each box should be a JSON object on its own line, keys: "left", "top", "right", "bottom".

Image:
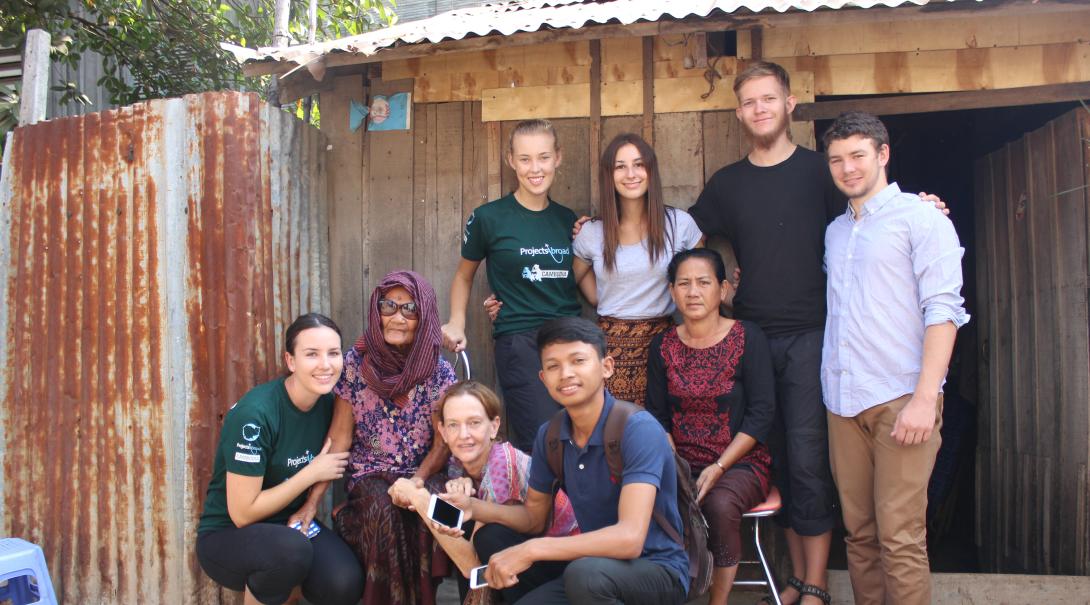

{"left": 0, "top": 538, "right": 57, "bottom": 605}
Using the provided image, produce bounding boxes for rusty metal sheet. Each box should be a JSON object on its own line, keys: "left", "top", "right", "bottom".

{"left": 225, "top": 0, "right": 951, "bottom": 69}
{"left": 0, "top": 91, "right": 329, "bottom": 604}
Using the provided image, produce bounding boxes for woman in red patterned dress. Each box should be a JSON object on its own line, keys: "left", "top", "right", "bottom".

{"left": 646, "top": 248, "right": 776, "bottom": 605}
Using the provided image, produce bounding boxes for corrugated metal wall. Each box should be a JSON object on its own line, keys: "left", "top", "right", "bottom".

{"left": 0, "top": 91, "right": 329, "bottom": 604}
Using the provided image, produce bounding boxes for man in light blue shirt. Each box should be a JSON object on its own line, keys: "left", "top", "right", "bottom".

{"left": 821, "top": 111, "right": 968, "bottom": 605}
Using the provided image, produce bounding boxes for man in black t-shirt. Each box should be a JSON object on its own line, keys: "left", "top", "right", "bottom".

{"left": 691, "top": 62, "right": 946, "bottom": 605}
{"left": 689, "top": 61, "right": 841, "bottom": 605}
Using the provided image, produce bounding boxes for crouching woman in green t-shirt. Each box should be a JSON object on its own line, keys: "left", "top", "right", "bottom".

{"left": 196, "top": 313, "right": 365, "bottom": 605}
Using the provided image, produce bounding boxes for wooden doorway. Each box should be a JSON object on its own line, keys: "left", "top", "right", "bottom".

{"left": 973, "top": 107, "right": 1090, "bottom": 575}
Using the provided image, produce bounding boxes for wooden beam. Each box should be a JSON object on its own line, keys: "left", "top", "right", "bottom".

{"left": 749, "top": 0, "right": 1087, "bottom": 30}
{"left": 792, "top": 81, "right": 1090, "bottom": 122}
{"left": 775, "top": 42, "right": 1090, "bottom": 96}
{"left": 642, "top": 36, "right": 654, "bottom": 144}
{"left": 383, "top": 36, "right": 736, "bottom": 104}
{"left": 396, "top": 41, "right": 593, "bottom": 103}
{"left": 483, "top": 84, "right": 589, "bottom": 121}
{"left": 656, "top": 71, "right": 814, "bottom": 114}
{"left": 479, "top": 70, "right": 816, "bottom": 120}
{"left": 487, "top": 122, "right": 502, "bottom": 200}
{"left": 240, "top": 61, "right": 289, "bottom": 77}
{"left": 277, "top": 70, "right": 333, "bottom": 104}
{"left": 751, "top": 8, "right": 1090, "bottom": 59}
{"left": 688, "top": 32, "right": 708, "bottom": 69}
{"left": 276, "top": 62, "right": 375, "bottom": 104}
{"left": 590, "top": 39, "right": 602, "bottom": 211}
{"left": 750, "top": 28, "right": 763, "bottom": 61}
{"left": 18, "top": 29, "right": 49, "bottom": 126}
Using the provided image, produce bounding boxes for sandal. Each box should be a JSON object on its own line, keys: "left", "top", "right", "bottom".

{"left": 759, "top": 577, "right": 805, "bottom": 604}
{"left": 799, "top": 583, "right": 832, "bottom": 605}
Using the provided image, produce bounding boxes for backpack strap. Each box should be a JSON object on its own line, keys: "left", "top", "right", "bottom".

{"left": 604, "top": 399, "right": 686, "bottom": 548}
{"left": 541, "top": 409, "right": 568, "bottom": 536}
{"left": 550, "top": 399, "right": 685, "bottom": 546}
{"left": 544, "top": 408, "right": 567, "bottom": 491}
{"left": 654, "top": 500, "right": 684, "bottom": 546}
{"left": 602, "top": 399, "right": 640, "bottom": 481}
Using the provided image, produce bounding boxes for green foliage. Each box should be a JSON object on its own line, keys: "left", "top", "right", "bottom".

{"left": 0, "top": 0, "right": 396, "bottom": 108}
{"left": 289, "top": 0, "right": 398, "bottom": 42}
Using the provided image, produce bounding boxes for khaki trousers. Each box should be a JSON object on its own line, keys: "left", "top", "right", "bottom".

{"left": 827, "top": 394, "right": 942, "bottom": 605}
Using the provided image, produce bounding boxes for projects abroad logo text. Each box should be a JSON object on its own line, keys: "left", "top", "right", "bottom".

{"left": 519, "top": 242, "right": 570, "bottom": 264}
{"left": 286, "top": 450, "right": 314, "bottom": 468}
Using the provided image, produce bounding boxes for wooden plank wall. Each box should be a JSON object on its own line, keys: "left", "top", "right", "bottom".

{"left": 742, "top": 5, "right": 1090, "bottom": 95}
{"left": 973, "top": 108, "right": 1090, "bottom": 575}
{"left": 323, "top": 83, "right": 791, "bottom": 403}
{"left": 323, "top": 82, "right": 497, "bottom": 386}
{"left": 384, "top": 36, "right": 739, "bottom": 117}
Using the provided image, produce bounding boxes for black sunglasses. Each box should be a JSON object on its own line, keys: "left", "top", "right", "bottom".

{"left": 377, "top": 299, "right": 419, "bottom": 320}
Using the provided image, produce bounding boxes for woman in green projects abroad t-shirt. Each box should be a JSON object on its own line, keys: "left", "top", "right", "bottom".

{"left": 441, "top": 119, "right": 582, "bottom": 453}
{"left": 196, "top": 313, "right": 364, "bottom": 605}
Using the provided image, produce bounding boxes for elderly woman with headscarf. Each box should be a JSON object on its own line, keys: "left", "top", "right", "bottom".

{"left": 323, "top": 270, "right": 457, "bottom": 605}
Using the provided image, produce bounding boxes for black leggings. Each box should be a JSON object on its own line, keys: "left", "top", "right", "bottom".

{"left": 494, "top": 329, "right": 562, "bottom": 453}
{"left": 197, "top": 521, "right": 364, "bottom": 605}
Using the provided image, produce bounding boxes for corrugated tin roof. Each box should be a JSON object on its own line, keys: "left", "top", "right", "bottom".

{"left": 226, "top": 0, "right": 946, "bottom": 68}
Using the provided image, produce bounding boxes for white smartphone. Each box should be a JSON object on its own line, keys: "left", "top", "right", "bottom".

{"left": 427, "top": 493, "right": 464, "bottom": 529}
{"left": 469, "top": 565, "right": 488, "bottom": 589}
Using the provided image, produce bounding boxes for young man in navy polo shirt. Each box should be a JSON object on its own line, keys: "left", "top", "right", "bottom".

{"left": 462, "top": 316, "right": 689, "bottom": 604}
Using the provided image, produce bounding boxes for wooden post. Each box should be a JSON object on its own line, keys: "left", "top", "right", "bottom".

{"left": 589, "top": 39, "right": 602, "bottom": 212}
{"left": 641, "top": 36, "right": 654, "bottom": 145}
{"left": 487, "top": 122, "right": 502, "bottom": 200}
{"left": 18, "top": 29, "right": 50, "bottom": 126}
{"left": 751, "top": 28, "right": 764, "bottom": 61}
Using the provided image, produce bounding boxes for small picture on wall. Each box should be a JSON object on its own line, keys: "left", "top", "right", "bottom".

{"left": 367, "top": 92, "right": 411, "bottom": 131}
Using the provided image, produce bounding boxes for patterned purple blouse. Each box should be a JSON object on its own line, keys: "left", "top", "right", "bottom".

{"left": 334, "top": 347, "right": 456, "bottom": 489}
